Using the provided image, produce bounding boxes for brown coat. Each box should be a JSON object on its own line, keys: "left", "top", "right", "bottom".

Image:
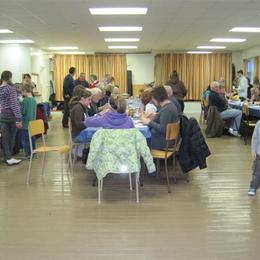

{"left": 205, "top": 106, "right": 224, "bottom": 138}
{"left": 165, "top": 77, "right": 187, "bottom": 100}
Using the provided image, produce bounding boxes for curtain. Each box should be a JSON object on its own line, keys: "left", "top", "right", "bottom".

{"left": 243, "top": 59, "right": 248, "bottom": 77}
{"left": 254, "top": 57, "right": 260, "bottom": 78}
{"left": 154, "top": 53, "right": 232, "bottom": 100}
{"left": 54, "top": 54, "right": 127, "bottom": 101}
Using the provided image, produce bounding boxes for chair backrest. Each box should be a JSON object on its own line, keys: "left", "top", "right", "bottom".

{"left": 242, "top": 103, "right": 249, "bottom": 117}
{"left": 166, "top": 122, "right": 180, "bottom": 141}
{"left": 29, "top": 119, "right": 45, "bottom": 137}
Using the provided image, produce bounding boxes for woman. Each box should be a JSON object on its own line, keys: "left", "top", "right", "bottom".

{"left": 165, "top": 70, "right": 187, "bottom": 112}
{"left": 85, "top": 96, "right": 134, "bottom": 129}
{"left": 87, "top": 87, "right": 103, "bottom": 116}
{"left": 89, "top": 74, "right": 99, "bottom": 89}
{"left": 140, "top": 88, "right": 157, "bottom": 116}
{"left": 70, "top": 86, "right": 92, "bottom": 141}
{"left": 141, "top": 85, "right": 179, "bottom": 150}
{"left": 0, "top": 71, "right": 22, "bottom": 165}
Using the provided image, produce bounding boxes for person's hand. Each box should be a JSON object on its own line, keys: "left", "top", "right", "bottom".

{"left": 140, "top": 113, "right": 151, "bottom": 125}
{"left": 16, "top": 122, "right": 22, "bottom": 129}
{"left": 252, "top": 151, "right": 257, "bottom": 161}
{"left": 146, "top": 110, "right": 156, "bottom": 120}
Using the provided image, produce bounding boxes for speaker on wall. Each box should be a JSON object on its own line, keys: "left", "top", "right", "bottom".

{"left": 127, "top": 70, "right": 133, "bottom": 95}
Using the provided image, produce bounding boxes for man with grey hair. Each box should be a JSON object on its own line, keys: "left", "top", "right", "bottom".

{"left": 164, "top": 85, "right": 182, "bottom": 115}
{"left": 74, "top": 72, "right": 89, "bottom": 88}
{"left": 208, "top": 81, "right": 242, "bottom": 136}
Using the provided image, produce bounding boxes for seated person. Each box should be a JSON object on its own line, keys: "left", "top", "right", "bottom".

{"left": 87, "top": 87, "right": 103, "bottom": 116}
{"left": 140, "top": 88, "right": 157, "bottom": 116}
{"left": 85, "top": 96, "right": 134, "bottom": 129}
{"left": 70, "top": 86, "right": 92, "bottom": 141}
{"left": 251, "top": 85, "right": 260, "bottom": 102}
{"left": 208, "top": 81, "right": 242, "bottom": 136}
{"left": 164, "top": 85, "right": 182, "bottom": 115}
{"left": 140, "top": 85, "right": 179, "bottom": 150}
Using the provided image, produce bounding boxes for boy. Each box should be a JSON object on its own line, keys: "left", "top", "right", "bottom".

{"left": 248, "top": 120, "right": 260, "bottom": 196}
{"left": 21, "top": 84, "right": 37, "bottom": 159}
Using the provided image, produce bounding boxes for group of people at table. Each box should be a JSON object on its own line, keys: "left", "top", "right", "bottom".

{"left": 203, "top": 69, "right": 260, "bottom": 136}
{"left": 63, "top": 67, "right": 187, "bottom": 150}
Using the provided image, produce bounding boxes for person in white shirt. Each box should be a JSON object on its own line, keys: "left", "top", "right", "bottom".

{"left": 237, "top": 70, "right": 248, "bottom": 100}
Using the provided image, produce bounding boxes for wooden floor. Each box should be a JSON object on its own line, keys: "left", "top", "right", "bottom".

{"left": 0, "top": 103, "right": 259, "bottom": 260}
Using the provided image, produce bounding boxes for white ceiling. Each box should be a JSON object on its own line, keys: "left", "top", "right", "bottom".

{"left": 1, "top": 0, "right": 260, "bottom": 53}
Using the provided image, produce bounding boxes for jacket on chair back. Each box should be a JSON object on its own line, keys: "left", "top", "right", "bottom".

{"left": 86, "top": 128, "right": 156, "bottom": 180}
{"left": 205, "top": 106, "right": 224, "bottom": 138}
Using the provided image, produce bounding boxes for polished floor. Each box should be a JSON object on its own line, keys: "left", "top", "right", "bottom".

{"left": 0, "top": 102, "right": 259, "bottom": 260}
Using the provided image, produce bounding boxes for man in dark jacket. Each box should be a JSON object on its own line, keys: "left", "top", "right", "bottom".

{"left": 62, "top": 67, "right": 76, "bottom": 128}
{"left": 74, "top": 72, "right": 89, "bottom": 89}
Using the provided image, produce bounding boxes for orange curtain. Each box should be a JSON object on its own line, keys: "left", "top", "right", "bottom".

{"left": 254, "top": 57, "right": 260, "bottom": 78}
{"left": 54, "top": 54, "right": 127, "bottom": 101}
{"left": 243, "top": 59, "right": 248, "bottom": 77}
{"left": 154, "top": 53, "right": 232, "bottom": 100}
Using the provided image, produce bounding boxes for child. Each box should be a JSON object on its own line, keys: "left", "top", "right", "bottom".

{"left": 21, "top": 84, "right": 37, "bottom": 159}
{"left": 248, "top": 120, "right": 260, "bottom": 196}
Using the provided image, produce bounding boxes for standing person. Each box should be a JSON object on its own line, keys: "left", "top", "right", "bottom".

{"left": 21, "top": 84, "right": 37, "bottom": 159}
{"left": 0, "top": 71, "right": 22, "bottom": 165}
{"left": 89, "top": 74, "right": 99, "bottom": 89}
{"left": 165, "top": 70, "right": 187, "bottom": 112}
{"left": 62, "top": 67, "right": 76, "bottom": 128}
{"left": 74, "top": 72, "right": 89, "bottom": 88}
{"left": 248, "top": 121, "right": 260, "bottom": 196}
{"left": 236, "top": 70, "right": 248, "bottom": 101}
{"left": 23, "top": 73, "right": 36, "bottom": 94}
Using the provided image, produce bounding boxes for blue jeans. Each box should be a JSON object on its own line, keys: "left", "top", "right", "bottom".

{"left": 220, "top": 109, "right": 242, "bottom": 131}
{"left": 22, "top": 129, "right": 35, "bottom": 157}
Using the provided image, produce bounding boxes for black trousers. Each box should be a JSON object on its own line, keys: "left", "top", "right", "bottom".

{"left": 62, "top": 96, "right": 71, "bottom": 127}
{"left": 178, "top": 99, "right": 185, "bottom": 112}
{"left": 250, "top": 155, "right": 260, "bottom": 190}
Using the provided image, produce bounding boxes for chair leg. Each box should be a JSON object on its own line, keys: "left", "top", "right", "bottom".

{"left": 164, "top": 158, "right": 171, "bottom": 193}
{"left": 129, "top": 173, "right": 133, "bottom": 190}
{"left": 136, "top": 173, "right": 140, "bottom": 203}
{"left": 26, "top": 154, "right": 33, "bottom": 184}
{"left": 41, "top": 152, "right": 46, "bottom": 176}
{"left": 98, "top": 179, "right": 102, "bottom": 204}
{"left": 173, "top": 155, "right": 177, "bottom": 184}
{"left": 68, "top": 152, "right": 73, "bottom": 175}
{"left": 100, "top": 179, "right": 103, "bottom": 192}
{"left": 60, "top": 154, "right": 63, "bottom": 175}
{"left": 156, "top": 159, "right": 160, "bottom": 177}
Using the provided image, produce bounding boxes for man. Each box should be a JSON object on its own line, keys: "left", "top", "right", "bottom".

{"left": 62, "top": 67, "right": 76, "bottom": 128}
{"left": 237, "top": 70, "right": 248, "bottom": 101}
{"left": 74, "top": 72, "right": 89, "bottom": 88}
{"left": 208, "top": 81, "right": 242, "bottom": 136}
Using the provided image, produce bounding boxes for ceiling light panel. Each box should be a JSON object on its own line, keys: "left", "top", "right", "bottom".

{"left": 210, "top": 38, "right": 246, "bottom": 43}
{"left": 230, "top": 27, "right": 260, "bottom": 32}
{"left": 89, "top": 8, "right": 147, "bottom": 15}
{"left": 48, "top": 46, "right": 78, "bottom": 50}
{"left": 99, "top": 26, "right": 143, "bottom": 32}
{"left": 108, "top": 45, "right": 138, "bottom": 49}
{"left": 104, "top": 38, "right": 140, "bottom": 42}
{"left": 0, "top": 39, "right": 34, "bottom": 43}
{"left": 197, "top": 46, "right": 226, "bottom": 49}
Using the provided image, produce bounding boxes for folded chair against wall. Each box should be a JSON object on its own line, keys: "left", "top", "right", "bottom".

{"left": 86, "top": 128, "right": 155, "bottom": 203}
{"left": 151, "top": 122, "right": 180, "bottom": 193}
{"left": 26, "top": 119, "right": 71, "bottom": 184}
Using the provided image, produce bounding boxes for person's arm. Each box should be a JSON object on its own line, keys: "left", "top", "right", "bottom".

{"left": 252, "top": 122, "right": 259, "bottom": 160}
{"left": 148, "top": 108, "right": 177, "bottom": 135}
{"left": 181, "top": 82, "right": 187, "bottom": 97}
{"left": 71, "top": 108, "right": 86, "bottom": 131}
{"left": 84, "top": 114, "right": 104, "bottom": 128}
{"left": 10, "top": 87, "right": 22, "bottom": 122}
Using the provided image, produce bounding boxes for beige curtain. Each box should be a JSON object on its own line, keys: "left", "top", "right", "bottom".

{"left": 154, "top": 53, "right": 232, "bottom": 100}
{"left": 254, "top": 57, "right": 260, "bottom": 78}
{"left": 243, "top": 59, "right": 248, "bottom": 77}
{"left": 54, "top": 54, "right": 127, "bottom": 101}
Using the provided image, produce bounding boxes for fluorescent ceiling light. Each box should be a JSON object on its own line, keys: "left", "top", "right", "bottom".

{"left": 0, "top": 29, "right": 13, "bottom": 33}
{"left": 55, "top": 51, "right": 86, "bottom": 55}
{"left": 48, "top": 46, "right": 78, "bottom": 50}
{"left": 187, "top": 51, "right": 212, "bottom": 54}
{"left": 230, "top": 27, "right": 260, "bottom": 32}
{"left": 197, "top": 46, "right": 226, "bottom": 49}
{"left": 99, "top": 26, "right": 143, "bottom": 32}
{"left": 105, "top": 38, "right": 140, "bottom": 42}
{"left": 0, "top": 39, "right": 34, "bottom": 44}
{"left": 210, "top": 38, "right": 246, "bottom": 43}
{"left": 108, "top": 45, "right": 138, "bottom": 49}
{"left": 89, "top": 8, "right": 147, "bottom": 15}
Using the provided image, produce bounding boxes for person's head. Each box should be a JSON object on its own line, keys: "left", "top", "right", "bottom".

{"left": 22, "top": 84, "right": 32, "bottom": 97}
{"left": 164, "top": 85, "right": 173, "bottom": 97}
{"left": 112, "top": 86, "right": 119, "bottom": 95}
{"left": 72, "top": 85, "right": 92, "bottom": 107}
{"left": 79, "top": 72, "right": 86, "bottom": 81}
{"left": 210, "top": 81, "right": 220, "bottom": 92}
{"left": 90, "top": 87, "right": 103, "bottom": 103}
{"left": 170, "top": 70, "right": 179, "bottom": 81}
{"left": 237, "top": 70, "right": 243, "bottom": 77}
{"left": 1, "top": 70, "right": 12, "bottom": 85}
{"left": 253, "top": 76, "right": 260, "bottom": 85}
{"left": 69, "top": 67, "right": 76, "bottom": 76}
{"left": 140, "top": 88, "right": 152, "bottom": 105}
{"left": 150, "top": 85, "right": 169, "bottom": 106}
{"left": 23, "top": 73, "right": 31, "bottom": 85}
{"left": 109, "top": 96, "right": 127, "bottom": 114}
{"left": 90, "top": 74, "right": 97, "bottom": 82}
{"left": 255, "top": 86, "right": 260, "bottom": 95}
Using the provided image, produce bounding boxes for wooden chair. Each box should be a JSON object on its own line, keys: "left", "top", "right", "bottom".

{"left": 242, "top": 103, "right": 257, "bottom": 144}
{"left": 151, "top": 122, "right": 180, "bottom": 193}
{"left": 26, "top": 119, "right": 71, "bottom": 184}
{"left": 200, "top": 99, "right": 209, "bottom": 124}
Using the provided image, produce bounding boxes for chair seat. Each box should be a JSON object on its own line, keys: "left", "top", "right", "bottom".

{"left": 151, "top": 149, "right": 174, "bottom": 159}
{"left": 34, "top": 145, "right": 70, "bottom": 154}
